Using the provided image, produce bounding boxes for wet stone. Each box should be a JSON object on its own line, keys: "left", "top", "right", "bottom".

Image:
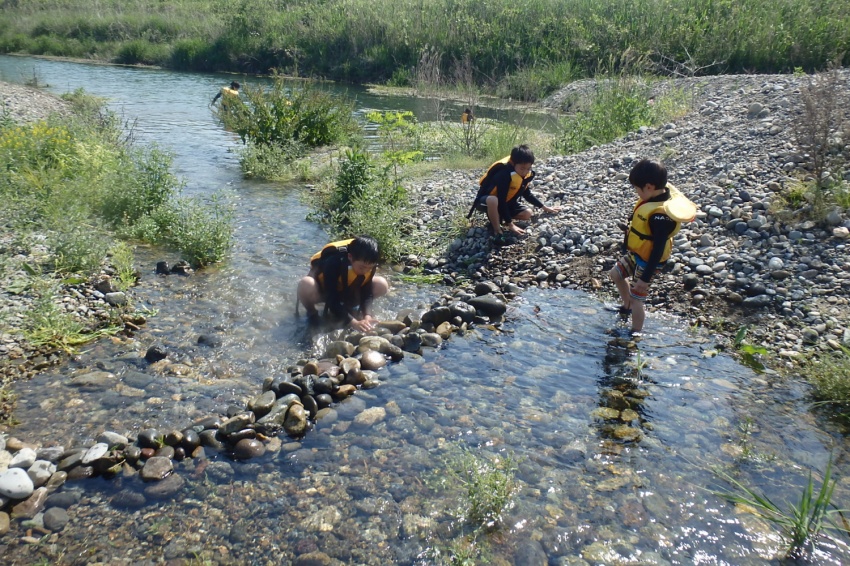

{"left": 45, "top": 490, "right": 81, "bottom": 509}
{"left": 96, "top": 432, "right": 129, "bottom": 448}
{"left": 144, "top": 473, "right": 185, "bottom": 498}
{"left": 140, "top": 456, "right": 173, "bottom": 481}
{"left": 43, "top": 507, "right": 69, "bottom": 531}
{"left": 66, "top": 466, "right": 94, "bottom": 481}
{"left": 111, "top": 489, "right": 147, "bottom": 509}
{"left": 35, "top": 446, "right": 65, "bottom": 463}
{"left": 233, "top": 438, "right": 266, "bottom": 460}
{"left": 81, "top": 443, "right": 109, "bottom": 465}
{"left": 144, "top": 344, "right": 168, "bottom": 363}
{"left": 359, "top": 350, "right": 387, "bottom": 371}
{"left": 69, "top": 371, "right": 114, "bottom": 388}
{"left": 204, "top": 461, "right": 235, "bottom": 482}
{"left": 11, "top": 487, "right": 48, "bottom": 519}
{"left": 26, "top": 460, "right": 56, "bottom": 488}
{"left": 8, "top": 448, "right": 36, "bottom": 469}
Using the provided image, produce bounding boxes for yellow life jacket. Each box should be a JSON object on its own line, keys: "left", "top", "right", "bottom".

{"left": 221, "top": 87, "right": 239, "bottom": 99}
{"left": 479, "top": 157, "right": 531, "bottom": 201}
{"left": 626, "top": 184, "right": 696, "bottom": 262}
{"left": 461, "top": 111, "right": 473, "bottom": 124}
{"left": 310, "top": 239, "right": 374, "bottom": 291}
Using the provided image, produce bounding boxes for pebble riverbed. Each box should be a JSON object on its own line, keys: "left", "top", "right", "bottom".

{"left": 0, "top": 70, "right": 849, "bottom": 564}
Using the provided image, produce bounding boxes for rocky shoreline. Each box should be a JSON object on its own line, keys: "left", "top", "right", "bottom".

{"left": 0, "top": 70, "right": 849, "bottom": 542}
{"left": 411, "top": 70, "right": 850, "bottom": 364}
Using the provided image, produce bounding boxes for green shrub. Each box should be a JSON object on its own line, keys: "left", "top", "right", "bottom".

{"left": 329, "top": 149, "right": 375, "bottom": 214}
{"left": 99, "top": 146, "right": 181, "bottom": 227}
{"left": 804, "top": 351, "right": 850, "bottom": 419}
{"left": 170, "top": 38, "right": 212, "bottom": 70}
{"left": 335, "top": 183, "right": 412, "bottom": 263}
{"left": 47, "top": 224, "right": 111, "bottom": 276}
{"left": 115, "top": 39, "right": 169, "bottom": 66}
{"left": 139, "top": 194, "right": 235, "bottom": 268}
{"left": 238, "top": 139, "right": 308, "bottom": 180}
{"left": 554, "top": 76, "right": 654, "bottom": 154}
{"left": 217, "top": 77, "right": 357, "bottom": 149}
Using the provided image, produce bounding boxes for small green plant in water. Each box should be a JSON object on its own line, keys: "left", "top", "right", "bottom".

{"left": 437, "top": 444, "right": 519, "bottom": 530}
{"left": 734, "top": 326, "right": 767, "bottom": 372}
{"left": 714, "top": 456, "right": 849, "bottom": 559}
{"left": 109, "top": 242, "right": 137, "bottom": 292}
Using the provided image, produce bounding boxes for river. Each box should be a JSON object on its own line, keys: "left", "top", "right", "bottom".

{"left": 0, "top": 55, "right": 848, "bottom": 565}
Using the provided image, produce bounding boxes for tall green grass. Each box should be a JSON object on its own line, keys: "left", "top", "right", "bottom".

{"left": 1, "top": 0, "right": 847, "bottom": 92}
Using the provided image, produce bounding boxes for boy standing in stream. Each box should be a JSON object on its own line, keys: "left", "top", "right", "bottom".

{"left": 609, "top": 159, "right": 695, "bottom": 333}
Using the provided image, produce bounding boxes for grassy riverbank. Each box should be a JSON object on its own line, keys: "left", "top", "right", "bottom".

{"left": 1, "top": 0, "right": 849, "bottom": 99}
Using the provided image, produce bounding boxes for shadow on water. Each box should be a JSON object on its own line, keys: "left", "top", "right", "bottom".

{"left": 0, "top": 55, "right": 848, "bottom": 564}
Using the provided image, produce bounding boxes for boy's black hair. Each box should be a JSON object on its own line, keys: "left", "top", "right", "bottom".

{"left": 347, "top": 235, "right": 380, "bottom": 263}
{"left": 230, "top": 81, "right": 241, "bottom": 90}
{"left": 629, "top": 159, "right": 668, "bottom": 191}
{"left": 510, "top": 144, "right": 535, "bottom": 165}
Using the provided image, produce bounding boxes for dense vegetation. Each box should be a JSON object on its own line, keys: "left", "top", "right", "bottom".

{"left": 0, "top": 90, "right": 234, "bottom": 271}
{"left": 1, "top": 0, "right": 849, "bottom": 100}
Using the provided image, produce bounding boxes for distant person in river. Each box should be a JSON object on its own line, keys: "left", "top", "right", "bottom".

{"left": 297, "top": 235, "right": 389, "bottom": 332}
{"left": 461, "top": 107, "right": 474, "bottom": 125}
{"left": 608, "top": 158, "right": 696, "bottom": 333}
{"left": 468, "top": 144, "right": 562, "bottom": 246}
{"left": 211, "top": 81, "right": 240, "bottom": 107}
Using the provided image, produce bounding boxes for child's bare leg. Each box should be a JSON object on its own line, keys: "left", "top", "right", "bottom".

{"left": 631, "top": 300, "right": 646, "bottom": 332}
{"left": 485, "top": 196, "right": 501, "bottom": 233}
{"left": 370, "top": 276, "right": 389, "bottom": 299}
{"left": 608, "top": 266, "right": 631, "bottom": 310}
{"left": 297, "top": 276, "right": 321, "bottom": 314}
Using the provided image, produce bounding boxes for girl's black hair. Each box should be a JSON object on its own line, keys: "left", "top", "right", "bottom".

{"left": 348, "top": 235, "right": 380, "bottom": 263}
{"left": 629, "top": 159, "right": 667, "bottom": 190}
{"left": 510, "top": 144, "right": 535, "bottom": 165}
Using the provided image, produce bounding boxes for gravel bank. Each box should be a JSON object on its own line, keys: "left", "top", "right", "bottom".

{"left": 410, "top": 70, "right": 850, "bottom": 366}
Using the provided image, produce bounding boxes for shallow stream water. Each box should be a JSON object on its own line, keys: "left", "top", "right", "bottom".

{"left": 0, "top": 55, "right": 848, "bottom": 565}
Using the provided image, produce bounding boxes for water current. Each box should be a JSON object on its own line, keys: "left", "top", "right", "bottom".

{"left": 0, "top": 55, "right": 848, "bottom": 565}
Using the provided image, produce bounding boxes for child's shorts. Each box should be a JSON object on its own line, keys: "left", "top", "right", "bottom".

{"left": 474, "top": 195, "right": 529, "bottom": 218}
{"left": 614, "top": 253, "right": 662, "bottom": 303}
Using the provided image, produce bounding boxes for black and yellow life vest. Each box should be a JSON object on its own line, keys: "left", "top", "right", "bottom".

{"left": 310, "top": 239, "right": 375, "bottom": 292}
{"left": 626, "top": 182, "right": 698, "bottom": 262}
{"left": 626, "top": 201, "right": 680, "bottom": 262}
{"left": 479, "top": 157, "right": 532, "bottom": 201}
{"left": 220, "top": 87, "right": 239, "bottom": 99}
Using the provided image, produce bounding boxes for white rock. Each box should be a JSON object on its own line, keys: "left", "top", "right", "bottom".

{"left": 9, "top": 447, "right": 37, "bottom": 469}
{"left": 0, "top": 467, "right": 35, "bottom": 499}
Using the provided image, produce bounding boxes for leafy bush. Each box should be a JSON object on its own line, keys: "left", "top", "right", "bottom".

{"left": 99, "top": 146, "right": 181, "bottom": 227}
{"left": 554, "top": 77, "right": 654, "bottom": 154}
{"left": 134, "top": 194, "right": 235, "bottom": 268}
{"left": 47, "top": 225, "right": 111, "bottom": 275}
{"left": 329, "top": 149, "right": 375, "bottom": 214}
{"left": 803, "top": 351, "right": 850, "bottom": 420}
{"left": 170, "top": 38, "right": 213, "bottom": 71}
{"left": 115, "top": 39, "right": 169, "bottom": 66}
{"left": 217, "top": 77, "right": 357, "bottom": 149}
{"left": 238, "top": 139, "right": 308, "bottom": 180}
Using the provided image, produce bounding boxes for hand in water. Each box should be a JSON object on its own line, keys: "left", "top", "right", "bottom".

{"left": 351, "top": 317, "right": 376, "bottom": 332}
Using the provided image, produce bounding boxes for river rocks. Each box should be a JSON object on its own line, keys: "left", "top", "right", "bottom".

{"left": 359, "top": 350, "right": 387, "bottom": 370}
{"left": 234, "top": 438, "right": 266, "bottom": 460}
{"left": 0, "top": 468, "right": 34, "bottom": 499}
{"left": 43, "top": 506, "right": 70, "bottom": 531}
{"left": 140, "top": 457, "right": 173, "bottom": 481}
